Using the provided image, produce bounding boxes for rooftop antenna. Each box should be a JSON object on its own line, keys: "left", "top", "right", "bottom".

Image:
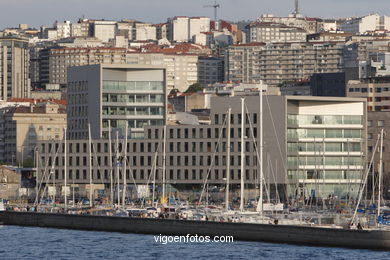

{"left": 294, "top": 0, "right": 299, "bottom": 16}
{"left": 203, "top": 0, "right": 220, "bottom": 30}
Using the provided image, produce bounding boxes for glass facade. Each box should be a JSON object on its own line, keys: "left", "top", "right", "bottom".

{"left": 288, "top": 115, "right": 361, "bottom": 125}
{"left": 101, "top": 80, "right": 165, "bottom": 139}
{"left": 287, "top": 114, "right": 364, "bottom": 199}
{"left": 103, "top": 80, "right": 164, "bottom": 91}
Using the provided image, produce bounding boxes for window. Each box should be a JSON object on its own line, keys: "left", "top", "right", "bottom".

{"left": 368, "top": 133, "right": 373, "bottom": 139}
{"left": 378, "top": 120, "right": 385, "bottom": 127}
{"left": 367, "top": 120, "right": 373, "bottom": 127}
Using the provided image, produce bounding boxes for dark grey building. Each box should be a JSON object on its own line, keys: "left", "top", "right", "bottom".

{"left": 310, "top": 72, "right": 346, "bottom": 97}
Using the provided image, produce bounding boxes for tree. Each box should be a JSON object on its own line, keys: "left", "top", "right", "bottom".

{"left": 185, "top": 83, "right": 203, "bottom": 93}
{"left": 23, "top": 158, "right": 34, "bottom": 168}
{"left": 169, "top": 88, "right": 180, "bottom": 96}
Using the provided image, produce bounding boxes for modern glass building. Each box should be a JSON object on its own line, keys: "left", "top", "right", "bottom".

{"left": 67, "top": 64, "right": 166, "bottom": 140}
{"left": 286, "top": 98, "right": 366, "bottom": 199}
{"left": 39, "top": 95, "right": 366, "bottom": 200}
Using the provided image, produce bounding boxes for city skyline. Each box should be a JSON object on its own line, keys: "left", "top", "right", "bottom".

{"left": 1, "top": 0, "right": 390, "bottom": 29}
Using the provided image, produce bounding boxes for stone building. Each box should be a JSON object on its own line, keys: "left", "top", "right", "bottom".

{"left": 0, "top": 102, "right": 66, "bottom": 166}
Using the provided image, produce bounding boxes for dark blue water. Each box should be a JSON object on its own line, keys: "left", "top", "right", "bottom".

{"left": 0, "top": 226, "right": 389, "bottom": 259}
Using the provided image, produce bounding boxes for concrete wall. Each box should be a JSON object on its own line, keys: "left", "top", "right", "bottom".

{"left": 1, "top": 211, "right": 390, "bottom": 250}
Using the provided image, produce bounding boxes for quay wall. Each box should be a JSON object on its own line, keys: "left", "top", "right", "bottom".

{"left": 1, "top": 211, "right": 390, "bottom": 250}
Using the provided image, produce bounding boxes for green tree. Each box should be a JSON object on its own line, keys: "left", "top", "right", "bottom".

{"left": 185, "top": 83, "right": 203, "bottom": 93}
{"left": 169, "top": 88, "right": 180, "bottom": 96}
{"left": 23, "top": 158, "right": 34, "bottom": 168}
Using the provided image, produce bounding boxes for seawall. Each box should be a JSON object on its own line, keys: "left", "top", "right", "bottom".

{"left": 1, "top": 211, "right": 390, "bottom": 250}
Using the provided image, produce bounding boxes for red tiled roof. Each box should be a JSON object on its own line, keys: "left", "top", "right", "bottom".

{"left": 231, "top": 42, "right": 266, "bottom": 47}
{"left": 8, "top": 98, "right": 67, "bottom": 105}
{"left": 140, "top": 43, "right": 211, "bottom": 55}
{"left": 13, "top": 106, "right": 66, "bottom": 114}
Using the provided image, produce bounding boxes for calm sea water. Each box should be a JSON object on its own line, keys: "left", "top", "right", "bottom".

{"left": 0, "top": 225, "right": 389, "bottom": 260}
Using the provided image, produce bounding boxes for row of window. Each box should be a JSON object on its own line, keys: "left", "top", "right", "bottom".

{"left": 287, "top": 156, "right": 362, "bottom": 166}
{"left": 46, "top": 154, "right": 258, "bottom": 168}
{"left": 102, "top": 94, "right": 164, "bottom": 103}
{"left": 367, "top": 120, "right": 385, "bottom": 127}
{"left": 148, "top": 127, "right": 258, "bottom": 140}
{"left": 214, "top": 113, "right": 257, "bottom": 125}
{"left": 287, "top": 129, "right": 362, "bottom": 139}
{"left": 287, "top": 142, "right": 361, "bottom": 152}
{"left": 103, "top": 80, "right": 164, "bottom": 91}
{"left": 349, "top": 87, "right": 390, "bottom": 93}
{"left": 47, "top": 168, "right": 258, "bottom": 182}
{"left": 43, "top": 140, "right": 258, "bottom": 155}
{"left": 287, "top": 170, "right": 362, "bottom": 180}
{"left": 102, "top": 119, "right": 164, "bottom": 129}
{"left": 287, "top": 115, "right": 362, "bottom": 125}
{"left": 102, "top": 106, "right": 164, "bottom": 116}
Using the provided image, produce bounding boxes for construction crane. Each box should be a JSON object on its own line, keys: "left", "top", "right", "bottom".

{"left": 203, "top": 1, "right": 220, "bottom": 30}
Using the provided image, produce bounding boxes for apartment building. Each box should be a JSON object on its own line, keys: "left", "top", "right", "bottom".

{"left": 339, "top": 14, "right": 390, "bottom": 35}
{"left": 248, "top": 22, "right": 306, "bottom": 43}
{"left": 1, "top": 102, "right": 66, "bottom": 165}
{"left": 257, "top": 14, "right": 319, "bottom": 34}
{"left": 126, "top": 52, "right": 198, "bottom": 93}
{"left": 346, "top": 76, "right": 390, "bottom": 195}
{"left": 55, "top": 21, "right": 71, "bottom": 39}
{"left": 225, "top": 42, "right": 345, "bottom": 86}
{"left": 91, "top": 20, "right": 117, "bottom": 43}
{"left": 167, "top": 17, "right": 210, "bottom": 43}
{"left": 67, "top": 64, "right": 166, "bottom": 140}
{"left": 197, "top": 56, "right": 224, "bottom": 87}
{"left": 38, "top": 47, "right": 129, "bottom": 88}
{"left": 37, "top": 45, "right": 217, "bottom": 92}
{"left": 71, "top": 19, "right": 91, "bottom": 37}
{"left": 344, "top": 40, "right": 390, "bottom": 80}
{"left": 0, "top": 37, "right": 30, "bottom": 99}
{"left": 37, "top": 95, "right": 366, "bottom": 200}
{"left": 346, "top": 77, "right": 390, "bottom": 111}
{"left": 135, "top": 23, "right": 157, "bottom": 41}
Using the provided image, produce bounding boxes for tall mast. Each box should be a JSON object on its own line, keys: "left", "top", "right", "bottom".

{"left": 116, "top": 130, "right": 120, "bottom": 206}
{"left": 122, "top": 124, "right": 128, "bottom": 207}
{"left": 240, "top": 98, "right": 245, "bottom": 212}
{"left": 88, "top": 123, "right": 93, "bottom": 206}
{"left": 108, "top": 121, "right": 113, "bottom": 205}
{"left": 35, "top": 148, "right": 39, "bottom": 205}
{"left": 162, "top": 125, "right": 167, "bottom": 205}
{"left": 377, "top": 129, "right": 384, "bottom": 226}
{"left": 64, "top": 127, "right": 67, "bottom": 210}
{"left": 152, "top": 142, "right": 158, "bottom": 207}
{"left": 256, "top": 83, "right": 264, "bottom": 216}
{"left": 225, "top": 108, "right": 231, "bottom": 211}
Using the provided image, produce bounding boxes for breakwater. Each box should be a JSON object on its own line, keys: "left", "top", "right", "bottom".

{"left": 1, "top": 211, "right": 390, "bottom": 250}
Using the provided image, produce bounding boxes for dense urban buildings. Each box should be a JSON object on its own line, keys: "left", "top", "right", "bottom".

{"left": 2, "top": 4, "right": 390, "bottom": 200}
{"left": 339, "top": 14, "right": 390, "bottom": 35}
{"left": 225, "top": 42, "right": 344, "bottom": 86}
{"left": 37, "top": 95, "right": 366, "bottom": 200}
